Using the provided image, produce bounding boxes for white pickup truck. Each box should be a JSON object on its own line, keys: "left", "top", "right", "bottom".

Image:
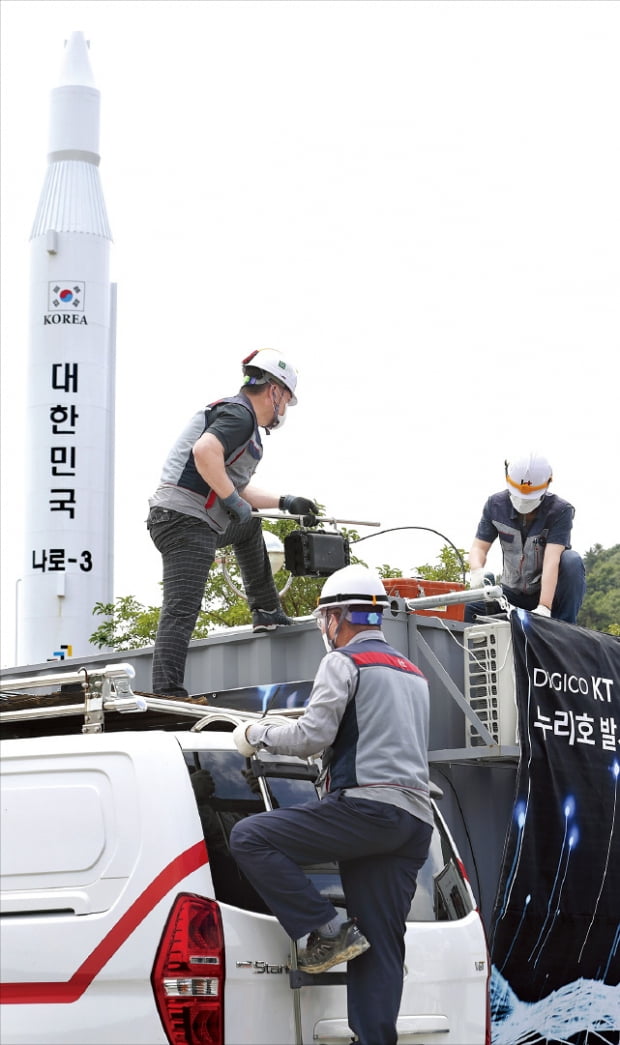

{"left": 0, "top": 664, "right": 490, "bottom": 1044}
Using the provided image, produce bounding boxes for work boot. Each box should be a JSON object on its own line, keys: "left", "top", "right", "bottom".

{"left": 252, "top": 608, "right": 295, "bottom": 632}
{"left": 154, "top": 686, "right": 189, "bottom": 699}
{"left": 297, "top": 920, "right": 370, "bottom": 974}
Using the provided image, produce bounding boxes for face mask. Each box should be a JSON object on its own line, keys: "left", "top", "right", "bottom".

{"left": 317, "top": 609, "right": 340, "bottom": 651}
{"left": 510, "top": 493, "right": 543, "bottom": 514}
{"left": 270, "top": 409, "right": 287, "bottom": 431}
{"left": 267, "top": 386, "right": 288, "bottom": 430}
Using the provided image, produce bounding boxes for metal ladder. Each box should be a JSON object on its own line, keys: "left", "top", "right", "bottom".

{"left": 189, "top": 712, "right": 355, "bottom": 1045}
{"left": 247, "top": 751, "right": 350, "bottom": 1045}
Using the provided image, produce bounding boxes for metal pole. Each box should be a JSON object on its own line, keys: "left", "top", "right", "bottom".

{"left": 404, "top": 585, "right": 503, "bottom": 611}
{"left": 251, "top": 511, "right": 380, "bottom": 528}
{"left": 289, "top": 937, "right": 304, "bottom": 1045}
{"left": 14, "top": 577, "right": 21, "bottom": 666}
{"left": 0, "top": 662, "right": 136, "bottom": 694}
{"left": 248, "top": 749, "right": 305, "bottom": 1045}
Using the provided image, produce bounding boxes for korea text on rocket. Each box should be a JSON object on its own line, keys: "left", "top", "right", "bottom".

{"left": 20, "top": 32, "right": 116, "bottom": 665}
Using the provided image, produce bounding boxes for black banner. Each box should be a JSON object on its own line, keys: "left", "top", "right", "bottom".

{"left": 490, "top": 612, "right": 620, "bottom": 1044}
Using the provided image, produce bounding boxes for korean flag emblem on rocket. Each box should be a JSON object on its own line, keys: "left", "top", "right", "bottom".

{"left": 48, "top": 282, "right": 85, "bottom": 311}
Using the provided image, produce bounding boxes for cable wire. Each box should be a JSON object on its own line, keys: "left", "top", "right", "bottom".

{"left": 351, "top": 526, "right": 468, "bottom": 584}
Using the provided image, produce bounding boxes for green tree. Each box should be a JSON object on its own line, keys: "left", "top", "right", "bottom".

{"left": 90, "top": 596, "right": 161, "bottom": 650}
{"left": 577, "top": 543, "right": 620, "bottom": 636}
{"left": 90, "top": 514, "right": 475, "bottom": 652}
{"left": 90, "top": 518, "right": 366, "bottom": 651}
{"left": 374, "top": 545, "right": 467, "bottom": 584}
{"left": 376, "top": 564, "right": 405, "bottom": 579}
{"left": 93, "top": 540, "right": 620, "bottom": 650}
{"left": 413, "top": 544, "right": 468, "bottom": 584}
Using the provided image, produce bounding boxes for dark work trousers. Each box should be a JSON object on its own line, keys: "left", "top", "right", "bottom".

{"left": 464, "top": 549, "right": 586, "bottom": 624}
{"left": 229, "top": 792, "right": 433, "bottom": 1045}
{"left": 147, "top": 506, "right": 280, "bottom": 695}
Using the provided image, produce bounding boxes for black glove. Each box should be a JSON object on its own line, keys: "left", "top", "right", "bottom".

{"left": 221, "top": 490, "right": 253, "bottom": 524}
{"left": 279, "top": 494, "right": 319, "bottom": 527}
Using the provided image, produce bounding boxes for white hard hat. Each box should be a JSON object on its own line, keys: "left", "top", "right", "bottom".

{"left": 315, "top": 565, "right": 390, "bottom": 612}
{"left": 241, "top": 349, "right": 298, "bottom": 405}
{"left": 505, "top": 452, "right": 553, "bottom": 501}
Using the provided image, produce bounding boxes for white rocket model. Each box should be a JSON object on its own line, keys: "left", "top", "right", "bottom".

{"left": 19, "top": 32, "right": 115, "bottom": 664}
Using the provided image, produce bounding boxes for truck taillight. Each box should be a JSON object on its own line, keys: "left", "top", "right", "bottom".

{"left": 152, "top": 893, "right": 224, "bottom": 1045}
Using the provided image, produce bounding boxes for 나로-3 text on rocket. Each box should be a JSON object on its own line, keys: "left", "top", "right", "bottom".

{"left": 20, "top": 32, "right": 115, "bottom": 665}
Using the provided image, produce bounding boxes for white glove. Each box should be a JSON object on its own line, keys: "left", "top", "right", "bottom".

{"left": 469, "top": 567, "right": 486, "bottom": 589}
{"left": 532, "top": 604, "right": 551, "bottom": 618}
{"left": 232, "top": 721, "right": 257, "bottom": 757}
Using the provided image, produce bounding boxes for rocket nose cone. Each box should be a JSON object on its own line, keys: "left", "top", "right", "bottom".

{"left": 59, "top": 31, "right": 95, "bottom": 87}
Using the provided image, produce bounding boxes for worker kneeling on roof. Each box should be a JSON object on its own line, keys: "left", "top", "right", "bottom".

{"left": 465, "top": 451, "right": 586, "bottom": 624}
{"left": 229, "top": 564, "right": 433, "bottom": 1045}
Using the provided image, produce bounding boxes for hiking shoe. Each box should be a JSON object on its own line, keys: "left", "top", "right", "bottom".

{"left": 252, "top": 608, "right": 295, "bottom": 632}
{"left": 154, "top": 687, "right": 189, "bottom": 699}
{"left": 297, "top": 920, "right": 370, "bottom": 974}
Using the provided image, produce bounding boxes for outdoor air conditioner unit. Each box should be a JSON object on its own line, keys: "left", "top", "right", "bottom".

{"left": 463, "top": 621, "right": 517, "bottom": 748}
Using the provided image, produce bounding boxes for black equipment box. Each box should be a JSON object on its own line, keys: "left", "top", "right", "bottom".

{"left": 284, "top": 531, "right": 350, "bottom": 577}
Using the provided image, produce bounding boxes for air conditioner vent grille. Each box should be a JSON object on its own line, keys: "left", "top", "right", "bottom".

{"left": 464, "top": 622, "right": 517, "bottom": 747}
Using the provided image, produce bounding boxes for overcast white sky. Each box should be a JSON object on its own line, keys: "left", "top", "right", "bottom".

{"left": 1, "top": 0, "right": 619, "bottom": 666}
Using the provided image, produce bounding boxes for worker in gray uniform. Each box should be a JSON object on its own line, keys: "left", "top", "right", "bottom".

{"left": 229, "top": 564, "right": 433, "bottom": 1045}
{"left": 147, "top": 349, "right": 318, "bottom": 697}
{"left": 465, "top": 451, "right": 586, "bottom": 623}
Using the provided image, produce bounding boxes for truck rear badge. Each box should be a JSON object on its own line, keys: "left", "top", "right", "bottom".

{"left": 236, "top": 961, "right": 286, "bottom": 974}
